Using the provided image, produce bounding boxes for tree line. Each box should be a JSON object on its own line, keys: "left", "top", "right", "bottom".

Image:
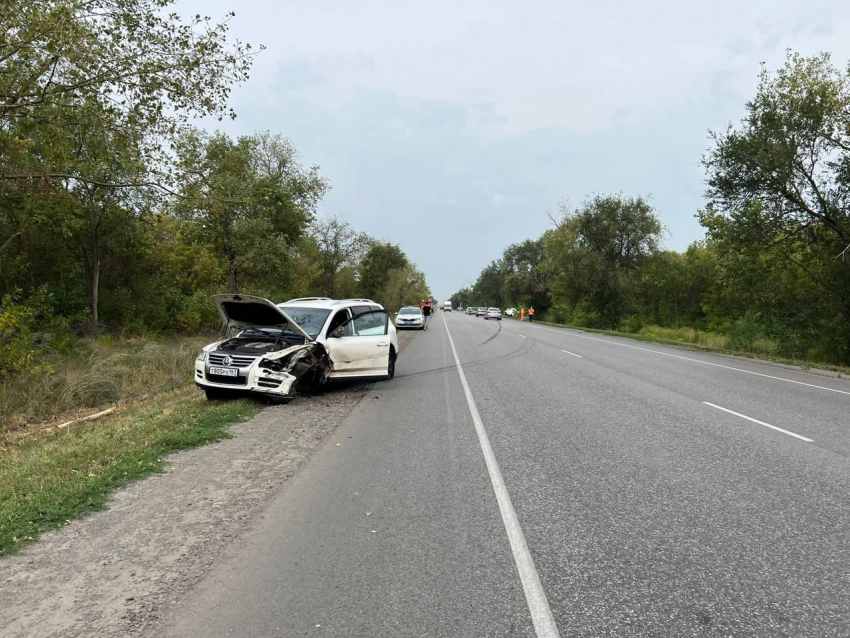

{"left": 452, "top": 52, "right": 850, "bottom": 365}
{"left": 0, "top": 0, "right": 429, "bottom": 376}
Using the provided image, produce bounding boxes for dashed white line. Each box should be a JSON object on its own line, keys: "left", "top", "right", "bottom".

{"left": 703, "top": 402, "right": 814, "bottom": 442}
{"left": 561, "top": 350, "right": 582, "bottom": 358}
{"left": 443, "top": 319, "right": 560, "bottom": 638}
{"left": 529, "top": 324, "right": 850, "bottom": 397}
{"left": 519, "top": 334, "right": 528, "bottom": 339}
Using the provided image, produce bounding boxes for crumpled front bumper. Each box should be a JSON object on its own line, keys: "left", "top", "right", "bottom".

{"left": 194, "top": 359, "right": 298, "bottom": 397}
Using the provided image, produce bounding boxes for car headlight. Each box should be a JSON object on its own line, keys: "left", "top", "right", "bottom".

{"left": 196, "top": 351, "right": 207, "bottom": 362}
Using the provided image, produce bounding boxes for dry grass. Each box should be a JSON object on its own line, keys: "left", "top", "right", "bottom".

{"left": 639, "top": 326, "right": 732, "bottom": 350}
{"left": 0, "top": 335, "right": 214, "bottom": 443}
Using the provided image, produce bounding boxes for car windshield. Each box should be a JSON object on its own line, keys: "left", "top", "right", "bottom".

{"left": 399, "top": 308, "right": 421, "bottom": 315}
{"left": 279, "top": 306, "right": 332, "bottom": 339}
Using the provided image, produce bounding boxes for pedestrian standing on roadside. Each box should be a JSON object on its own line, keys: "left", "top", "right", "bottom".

{"left": 528, "top": 306, "right": 535, "bottom": 322}
{"left": 422, "top": 302, "right": 432, "bottom": 331}
{"left": 520, "top": 307, "right": 525, "bottom": 322}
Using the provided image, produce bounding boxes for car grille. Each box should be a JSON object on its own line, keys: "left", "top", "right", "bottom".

{"left": 206, "top": 373, "right": 247, "bottom": 385}
{"left": 208, "top": 353, "right": 258, "bottom": 367}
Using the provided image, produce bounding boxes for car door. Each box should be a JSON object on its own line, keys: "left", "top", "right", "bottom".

{"left": 325, "top": 310, "right": 390, "bottom": 377}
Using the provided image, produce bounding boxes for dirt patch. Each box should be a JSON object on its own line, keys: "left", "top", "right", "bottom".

{"left": 0, "top": 329, "right": 417, "bottom": 638}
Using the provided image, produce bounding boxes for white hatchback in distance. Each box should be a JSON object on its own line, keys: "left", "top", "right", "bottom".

{"left": 395, "top": 306, "right": 424, "bottom": 329}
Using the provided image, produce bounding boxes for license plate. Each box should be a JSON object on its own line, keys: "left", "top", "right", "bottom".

{"left": 209, "top": 366, "right": 238, "bottom": 377}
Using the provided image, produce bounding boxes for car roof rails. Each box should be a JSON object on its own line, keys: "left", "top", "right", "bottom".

{"left": 339, "top": 298, "right": 376, "bottom": 304}
{"left": 283, "top": 297, "right": 333, "bottom": 303}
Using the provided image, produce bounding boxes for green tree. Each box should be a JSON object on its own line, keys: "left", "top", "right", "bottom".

{"left": 0, "top": 0, "right": 256, "bottom": 188}
{"left": 544, "top": 195, "right": 662, "bottom": 328}
{"left": 704, "top": 51, "right": 850, "bottom": 251}
{"left": 358, "top": 241, "right": 409, "bottom": 301}
{"left": 309, "top": 217, "right": 369, "bottom": 298}
{"left": 174, "top": 130, "right": 327, "bottom": 294}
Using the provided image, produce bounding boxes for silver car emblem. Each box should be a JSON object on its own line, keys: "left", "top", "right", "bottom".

{"left": 222, "top": 356, "right": 233, "bottom": 366}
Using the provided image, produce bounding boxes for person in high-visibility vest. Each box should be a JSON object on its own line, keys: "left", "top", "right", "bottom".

{"left": 520, "top": 307, "right": 525, "bottom": 322}
{"left": 528, "top": 306, "right": 535, "bottom": 322}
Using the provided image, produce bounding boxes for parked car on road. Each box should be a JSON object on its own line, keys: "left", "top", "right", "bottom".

{"left": 485, "top": 307, "right": 502, "bottom": 320}
{"left": 395, "top": 306, "right": 424, "bottom": 329}
{"left": 476, "top": 307, "right": 487, "bottom": 317}
{"left": 466, "top": 307, "right": 476, "bottom": 315}
{"left": 196, "top": 295, "right": 398, "bottom": 402}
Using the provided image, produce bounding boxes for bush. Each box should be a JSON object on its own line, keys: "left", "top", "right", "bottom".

{"left": 728, "top": 311, "right": 764, "bottom": 351}
{"left": 542, "top": 304, "right": 571, "bottom": 324}
{"left": 620, "top": 315, "right": 649, "bottom": 334}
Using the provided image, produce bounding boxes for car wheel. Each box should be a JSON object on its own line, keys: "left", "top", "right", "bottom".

{"left": 385, "top": 348, "right": 396, "bottom": 380}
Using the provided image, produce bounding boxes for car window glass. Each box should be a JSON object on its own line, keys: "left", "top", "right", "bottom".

{"left": 280, "top": 307, "right": 332, "bottom": 339}
{"left": 351, "top": 311, "right": 388, "bottom": 336}
{"left": 327, "top": 309, "right": 352, "bottom": 336}
{"left": 353, "top": 305, "right": 371, "bottom": 318}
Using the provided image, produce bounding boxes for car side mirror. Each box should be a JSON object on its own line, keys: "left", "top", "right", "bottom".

{"left": 332, "top": 327, "right": 345, "bottom": 338}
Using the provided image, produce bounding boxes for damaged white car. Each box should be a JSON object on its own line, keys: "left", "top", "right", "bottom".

{"left": 195, "top": 295, "right": 398, "bottom": 402}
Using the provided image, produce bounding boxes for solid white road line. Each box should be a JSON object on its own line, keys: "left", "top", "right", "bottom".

{"left": 526, "top": 324, "right": 850, "bottom": 397}
{"left": 443, "top": 319, "right": 560, "bottom": 638}
{"left": 519, "top": 334, "right": 528, "bottom": 339}
{"left": 703, "top": 402, "right": 814, "bottom": 442}
{"left": 561, "top": 350, "right": 582, "bottom": 358}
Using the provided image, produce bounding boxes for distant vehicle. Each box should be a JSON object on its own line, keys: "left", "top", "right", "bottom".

{"left": 466, "top": 307, "right": 476, "bottom": 315}
{"left": 395, "top": 306, "right": 424, "bottom": 330}
{"left": 476, "top": 307, "right": 487, "bottom": 317}
{"left": 485, "top": 307, "right": 501, "bottom": 321}
{"left": 505, "top": 308, "right": 517, "bottom": 317}
{"left": 442, "top": 301, "right": 452, "bottom": 312}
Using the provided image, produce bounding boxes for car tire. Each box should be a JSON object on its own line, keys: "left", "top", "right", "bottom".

{"left": 385, "top": 348, "right": 396, "bottom": 381}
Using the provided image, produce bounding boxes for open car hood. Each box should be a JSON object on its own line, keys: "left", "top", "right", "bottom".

{"left": 212, "top": 294, "right": 312, "bottom": 341}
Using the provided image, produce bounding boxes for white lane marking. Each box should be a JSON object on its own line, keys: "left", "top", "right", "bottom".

{"left": 443, "top": 319, "right": 560, "bottom": 638}
{"left": 703, "top": 402, "right": 814, "bottom": 442}
{"left": 527, "top": 324, "right": 850, "bottom": 397}
{"left": 519, "top": 334, "right": 528, "bottom": 339}
{"left": 561, "top": 350, "right": 582, "bottom": 358}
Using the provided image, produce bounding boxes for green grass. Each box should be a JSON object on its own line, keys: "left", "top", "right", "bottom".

{"left": 515, "top": 318, "right": 850, "bottom": 377}
{"left": 0, "top": 386, "right": 260, "bottom": 557}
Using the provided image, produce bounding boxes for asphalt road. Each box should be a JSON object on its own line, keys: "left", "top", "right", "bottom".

{"left": 157, "top": 311, "right": 850, "bottom": 638}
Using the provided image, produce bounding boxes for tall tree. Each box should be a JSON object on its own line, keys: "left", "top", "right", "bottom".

{"left": 703, "top": 51, "right": 850, "bottom": 252}
{"left": 310, "top": 217, "right": 369, "bottom": 298}
{"left": 544, "top": 195, "right": 662, "bottom": 328}
{"left": 358, "top": 241, "right": 409, "bottom": 301}
{"left": 174, "top": 130, "right": 327, "bottom": 294}
{"left": 0, "top": 0, "right": 256, "bottom": 188}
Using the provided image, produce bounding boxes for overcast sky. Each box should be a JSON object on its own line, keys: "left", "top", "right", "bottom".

{"left": 182, "top": 0, "right": 850, "bottom": 301}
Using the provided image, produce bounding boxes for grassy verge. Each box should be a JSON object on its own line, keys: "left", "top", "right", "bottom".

{"left": 514, "top": 317, "right": 850, "bottom": 377}
{"left": 0, "top": 386, "right": 260, "bottom": 557}
{"left": 1, "top": 335, "right": 214, "bottom": 442}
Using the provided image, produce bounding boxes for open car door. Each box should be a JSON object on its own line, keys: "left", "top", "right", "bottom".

{"left": 325, "top": 310, "right": 391, "bottom": 378}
